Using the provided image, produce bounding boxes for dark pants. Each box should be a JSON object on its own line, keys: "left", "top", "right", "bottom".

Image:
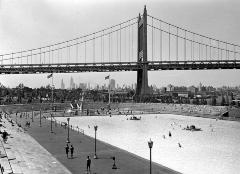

{"left": 87, "top": 164, "right": 90, "bottom": 171}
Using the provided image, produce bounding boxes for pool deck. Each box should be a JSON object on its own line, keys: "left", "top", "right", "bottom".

{"left": 6, "top": 111, "right": 181, "bottom": 174}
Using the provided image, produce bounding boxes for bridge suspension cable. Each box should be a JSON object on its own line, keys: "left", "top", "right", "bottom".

{"left": 0, "top": 16, "right": 138, "bottom": 65}
{"left": 147, "top": 14, "right": 240, "bottom": 62}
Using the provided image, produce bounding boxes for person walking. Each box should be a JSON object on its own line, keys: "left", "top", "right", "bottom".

{"left": 86, "top": 156, "right": 91, "bottom": 172}
{"left": 65, "top": 144, "right": 69, "bottom": 158}
{"left": 70, "top": 145, "right": 74, "bottom": 158}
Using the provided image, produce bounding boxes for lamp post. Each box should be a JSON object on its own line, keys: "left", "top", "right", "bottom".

{"left": 94, "top": 125, "right": 98, "bottom": 159}
{"left": 15, "top": 113, "right": 17, "bottom": 124}
{"left": 112, "top": 156, "right": 117, "bottom": 169}
{"left": 67, "top": 118, "right": 70, "bottom": 143}
{"left": 50, "top": 113, "right": 53, "bottom": 133}
{"left": 39, "top": 108, "right": 42, "bottom": 127}
{"left": 31, "top": 106, "right": 34, "bottom": 122}
{"left": 148, "top": 139, "right": 153, "bottom": 174}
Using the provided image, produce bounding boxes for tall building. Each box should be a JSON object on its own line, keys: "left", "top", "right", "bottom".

{"left": 79, "top": 83, "right": 87, "bottom": 90}
{"left": 110, "top": 79, "right": 116, "bottom": 90}
{"left": 61, "top": 79, "right": 65, "bottom": 89}
{"left": 199, "top": 82, "right": 203, "bottom": 92}
{"left": 70, "top": 76, "right": 75, "bottom": 89}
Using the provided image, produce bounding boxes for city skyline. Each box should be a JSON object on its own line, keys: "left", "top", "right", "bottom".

{"left": 0, "top": 0, "right": 239, "bottom": 88}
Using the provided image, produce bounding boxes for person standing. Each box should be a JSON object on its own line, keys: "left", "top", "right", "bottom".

{"left": 65, "top": 144, "right": 69, "bottom": 158}
{"left": 86, "top": 156, "right": 91, "bottom": 172}
{"left": 70, "top": 145, "right": 74, "bottom": 158}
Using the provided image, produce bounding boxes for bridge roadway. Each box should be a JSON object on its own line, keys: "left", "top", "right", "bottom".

{"left": 0, "top": 60, "right": 240, "bottom": 74}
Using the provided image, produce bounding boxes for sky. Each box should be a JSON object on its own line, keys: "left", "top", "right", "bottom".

{"left": 0, "top": 0, "right": 240, "bottom": 88}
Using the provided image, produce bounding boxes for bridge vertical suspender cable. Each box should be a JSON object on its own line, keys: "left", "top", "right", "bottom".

{"left": 125, "top": 25, "right": 127, "bottom": 62}
{"left": 93, "top": 33, "right": 95, "bottom": 63}
{"left": 200, "top": 39, "right": 203, "bottom": 61}
{"left": 68, "top": 41, "right": 71, "bottom": 63}
{"left": 58, "top": 45, "right": 60, "bottom": 64}
{"left": 44, "top": 50, "right": 46, "bottom": 64}
{"left": 120, "top": 24, "right": 121, "bottom": 62}
{"left": 40, "top": 48, "right": 42, "bottom": 64}
{"left": 103, "top": 30, "right": 105, "bottom": 62}
{"left": 116, "top": 30, "right": 118, "bottom": 61}
{"left": 209, "top": 39, "right": 211, "bottom": 60}
{"left": 48, "top": 46, "right": 50, "bottom": 64}
{"left": 221, "top": 44, "right": 223, "bottom": 61}
{"left": 128, "top": 21, "right": 130, "bottom": 62}
{"left": 191, "top": 34, "right": 193, "bottom": 61}
{"left": 218, "top": 40, "right": 220, "bottom": 60}
{"left": 176, "top": 27, "right": 178, "bottom": 61}
{"left": 184, "top": 30, "right": 186, "bottom": 61}
{"left": 152, "top": 17, "right": 154, "bottom": 61}
{"left": 11, "top": 53, "right": 13, "bottom": 64}
{"left": 59, "top": 44, "right": 62, "bottom": 64}
{"left": 206, "top": 44, "right": 208, "bottom": 61}
{"left": 76, "top": 39, "right": 78, "bottom": 63}
{"left": 84, "top": 41, "right": 86, "bottom": 63}
{"left": 198, "top": 42, "right": 200, "bottom": 61}
{"left": 111, "top": 28, "right": 113, "bottom": 61}
{"left": 225, "top": 43, "right": 227, "bottom": 60}
{"left": 109, "top": 32, "right": 110, "bottom": 62}
{"left": 234, "top": 46, "right": 236, "bottom": 61}
{"left": 131, "top": 24, "right": 134, "bottom": 60}
{"left": 101, "top": 31, "right": 103, "bottom": 62}
{"left": 20, "top": 51, "right": 22, "bottom": 64}
{"left": 31, "top": 50, "right": 32, "bottom": 64}
{"left": 168, "top": 24, "right": 170, "bottom": 61}
{"left": 52, "top": 46, "right": 54, "bottom": 64}
{"left": 193, "top": 34, "right": 195, "bottom": 61}
{"left": 160, "top": 21, "right": 162, "bottom": 62}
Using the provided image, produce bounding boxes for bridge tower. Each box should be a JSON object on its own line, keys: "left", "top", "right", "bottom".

{"left": 136, "top": 6, "right": 149, "bottom": 101}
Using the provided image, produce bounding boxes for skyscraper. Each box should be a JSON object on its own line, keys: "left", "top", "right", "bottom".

{"left": 61, "top": 79, "right": 65, "bottom": 89}
{"left": 110, "top": 79, "right": 116, "bottom": 90}
{"left": 70, "top": 76, "right": 75, "bottom": 89}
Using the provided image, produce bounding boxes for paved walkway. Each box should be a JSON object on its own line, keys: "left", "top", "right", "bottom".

{"left": 0, "top": 115, "right": 71, "bottom": 174}
{"left": 8, "top": 110, "right": 181, "bottom": 174}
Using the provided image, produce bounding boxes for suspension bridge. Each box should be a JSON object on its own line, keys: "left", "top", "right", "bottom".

{"left": 0, "top": 6, "right": 240, "bottom": 100}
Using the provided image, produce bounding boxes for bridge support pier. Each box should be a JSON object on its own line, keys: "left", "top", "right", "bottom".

{"left": 136, "top": 6, "right": 149, "bottom": 102}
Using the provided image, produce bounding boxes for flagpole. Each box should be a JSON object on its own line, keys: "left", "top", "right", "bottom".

{"left": 51, "top": 74, "right": 54, "bottom": 111}
{"left": 108, "top": 75, "right": 110, "bottom": 105}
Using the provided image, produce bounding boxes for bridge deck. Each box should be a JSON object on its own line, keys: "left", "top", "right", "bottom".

{"left": 0, "top": 60, "right": 240, "bottom": 74}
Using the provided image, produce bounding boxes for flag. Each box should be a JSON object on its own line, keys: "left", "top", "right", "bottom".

{"left": 47, "top": 73, "right": 53, "bottom": 79}
{"left": 105, "top": 75, "right": 110, "bottom": 80}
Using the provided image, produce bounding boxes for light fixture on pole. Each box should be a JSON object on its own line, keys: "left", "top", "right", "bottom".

{"left": 39, "top": 108, "right": 42, "bottom": 127}
{"left": 15, "top": 113, "right": 18, "bottom": 124}
{"left": 148, "top": 139, "right": 153, "bottom": 174}
{"left": 112, "top": 156, "right": 117, "bottom": 169}
{"left": 50, "top": 113, "right": 53, "bottom": 133}
{"left": 31, "top": 106, "right": 34, "bottom": 122}
{"left": 67, "top": 118, "right": 70, "bottom": 143}
{"left": 94, "top": 125, "right": 98, "bottom": 159}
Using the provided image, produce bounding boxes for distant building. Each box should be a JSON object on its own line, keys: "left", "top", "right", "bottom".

{"left": 199, "top": 82, "right": 203, "bottom": 92}
{"left": 160, "top": 87, "right": 167, "bottom": 93}
{"left": 61, "top": 79, "right": 65, "bottom": 89}
{"left": 167, "top": 84, "right": 174, "bottom": 92}
{"left": 188, "top": 86, "right": 198, "bottom": 94}
{"left": 110, "top": 79, "right": 116, "bottom": 90}
{"left": 70, "top": 77, "right": 75, "bottom": 89}
{"left": 79, "top": 83, "right": 87, "bottom": 90}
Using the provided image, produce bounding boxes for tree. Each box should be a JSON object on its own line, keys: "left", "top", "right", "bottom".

{"left": 221, "top": 94, "right": 225, "bottom": 106}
